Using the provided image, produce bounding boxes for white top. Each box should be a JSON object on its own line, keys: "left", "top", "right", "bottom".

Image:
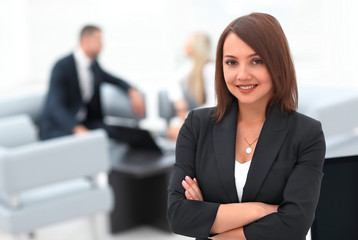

{"left": 73, "top": 47, "right": 94, "bottom": 121}
{"left": 168, "top": 61, "right": 216, "bottom": 108}
{"left": 235, "top": 160, "right": 252, "bottom": 202}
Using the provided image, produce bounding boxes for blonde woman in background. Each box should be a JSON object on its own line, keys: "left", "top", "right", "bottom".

{"left": 167, "top": 33, "right": 216, "bottom": 139}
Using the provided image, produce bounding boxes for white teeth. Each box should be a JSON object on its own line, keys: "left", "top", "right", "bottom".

{"left": 239, "top": 85, "right": 256, "bottom": 90}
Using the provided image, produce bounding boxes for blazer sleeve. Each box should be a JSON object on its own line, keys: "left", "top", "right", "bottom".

{"left": 243, "top": 121, "right": 326, "bottom": 240}
{"left": 97, "top": 62, "right": 131, "bottom": 91}
{"left": 167, "top": 111, "right": 220, "bottom": 238}
{"left": 46, "top": 61, "right": 78, "bottom": 132}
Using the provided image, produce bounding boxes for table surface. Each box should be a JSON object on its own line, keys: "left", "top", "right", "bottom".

{"left": 109, "top": 141, "right": 175, "bottom": 178}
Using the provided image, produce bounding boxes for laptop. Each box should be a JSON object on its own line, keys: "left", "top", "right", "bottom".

{"left": 110, "top": 125, "right": 163, "bottom": 154}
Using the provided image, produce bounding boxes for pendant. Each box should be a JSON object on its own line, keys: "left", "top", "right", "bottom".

{"left": 246, "top": 147, "right": 252, "bottom": 154}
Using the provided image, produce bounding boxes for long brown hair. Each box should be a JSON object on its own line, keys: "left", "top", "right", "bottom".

{"left": 214, "top": 13, "right": 298, "bottom": 123}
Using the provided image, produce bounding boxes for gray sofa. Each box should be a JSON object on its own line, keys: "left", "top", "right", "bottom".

{"left": 0, "top": 115, "right": 113, "bottom": 238}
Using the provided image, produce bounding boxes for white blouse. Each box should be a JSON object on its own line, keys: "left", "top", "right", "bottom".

{"left": 235, "top": 160, "right": 252, "bottom": 202}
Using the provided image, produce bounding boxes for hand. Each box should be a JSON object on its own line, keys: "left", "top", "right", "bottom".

{"left": 174, "top": 99, "right": 188, "bottom": 120}
{"left": 182, "top": 176, "right": 203, "bottom": 201}
{"left": 166, "top": 125, "right": 181, "bottom": 140}
{"left": 260, "top": 203, "right": 279, "bottom": 215}
{"left": 128, "top": 88, "right": 145, "bottom": 118}
{"left": 73, "top": 125, "right": 89, "bottom": 135}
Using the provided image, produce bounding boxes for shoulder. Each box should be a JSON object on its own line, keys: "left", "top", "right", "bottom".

{"left": 189, "top": 107, "right": 216, "bottom": 123}
{"left": 287, "top": 111, "right": 322, "bottom": 132}
{"left": 183, "top": 107, "right": 216, "bottom": 132}
{"left": 286, "top": 111, "right": 325, "bottom": 150}
{"left": 53, "top": 54, "right": 75, "bottom": 70}
{"left": 178, "top": 107, "right": 216, "bottom": 144}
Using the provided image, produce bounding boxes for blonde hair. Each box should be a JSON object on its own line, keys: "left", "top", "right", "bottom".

{"left": 187, "top": 33, "right": 211, "bottom": 106}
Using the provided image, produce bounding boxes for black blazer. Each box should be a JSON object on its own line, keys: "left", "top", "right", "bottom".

{"left": 39, "top": 54, "right": 130, "bottom": 140}
{"left": 167, "top": 103, "right": 326, "bottom": 240}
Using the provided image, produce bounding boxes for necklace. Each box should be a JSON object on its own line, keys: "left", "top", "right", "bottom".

{"left": 243, "top": 137, "right": 258, "bottom": 154}
{"left": 239, "top": 127, "right": 259, "bottom": 154}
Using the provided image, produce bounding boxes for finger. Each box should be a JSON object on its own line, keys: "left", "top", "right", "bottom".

{"left": 193, "top": 178, "right": 203, "bottom": 200}
{"left": 185, "top": 177, "right": 202, "bottom": 201}
{"left": 185, "top": 176, "right": 203, "bottom": 201}
{"left": 185, "top": 190, "right": 193, "bottom": 200}
{"left": 183, "top": 179, "right": 202, "bottom": 201}
{"left": 182, "top": 180, "right": 200, "bottom": 200}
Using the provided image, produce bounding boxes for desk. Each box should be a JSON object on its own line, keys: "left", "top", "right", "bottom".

{"left": 108, "top": 144, "right": 175, "bottom": 233}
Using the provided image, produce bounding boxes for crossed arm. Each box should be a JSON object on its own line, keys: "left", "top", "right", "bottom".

{"left": 182, "top": 176, "right": 278, "bottom": 240}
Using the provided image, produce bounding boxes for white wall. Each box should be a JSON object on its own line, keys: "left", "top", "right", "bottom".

{"left": 1, "top": 0, "right": 358, "bottom": 124}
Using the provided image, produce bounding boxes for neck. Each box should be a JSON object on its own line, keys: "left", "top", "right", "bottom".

{"left": 237, "top": 102, "right": 267, "bottom": 126}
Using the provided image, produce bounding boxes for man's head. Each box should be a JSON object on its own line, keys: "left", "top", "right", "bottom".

{"left": 79, "top": 25, "right": 102, "bottom": 59}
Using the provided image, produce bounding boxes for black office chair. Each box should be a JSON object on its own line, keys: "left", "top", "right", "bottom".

{"left": 311, "top": 155, "right": 358, "bottom": 240}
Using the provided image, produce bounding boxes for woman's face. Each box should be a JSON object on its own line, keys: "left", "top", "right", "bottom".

{"left": 222, "top": 33, "right": 273, "bottom": 108}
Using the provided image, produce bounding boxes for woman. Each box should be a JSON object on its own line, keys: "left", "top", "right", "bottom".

{"left": 167, "top": 13, "right": 325, "bottom": 240}
{"left": 167, "top": 33, "right": 216, "bottom": 139}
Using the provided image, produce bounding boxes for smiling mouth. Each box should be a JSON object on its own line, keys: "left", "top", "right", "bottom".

{"left": 237, "top": 84, "right": 258, "bottom": 90}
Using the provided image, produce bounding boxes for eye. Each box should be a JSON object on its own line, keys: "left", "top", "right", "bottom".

{"left": 252, "top": 59, "right": 264, "bottom": 65}
{"left": 225, "top": 60, "right": 237, "bottom": 66}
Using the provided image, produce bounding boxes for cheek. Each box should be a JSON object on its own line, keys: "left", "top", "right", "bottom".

{"left": 265, "top": 76, "right": 273, "bottom": 91}
{"left": 263, "top": 69, "right": 272, "bottom": 82}
{"left": 223, "top": 68, "right": 235, "bottom": 84}
{"left": 258, "top": 71, "right": 273, "bottom": 88}
{"left": 224, "top": 73, "right": 236, "bottom": 95}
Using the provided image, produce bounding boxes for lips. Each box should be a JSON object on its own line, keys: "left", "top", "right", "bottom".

{"left": 236, "top": 84, "right": 258, "bottom": 93}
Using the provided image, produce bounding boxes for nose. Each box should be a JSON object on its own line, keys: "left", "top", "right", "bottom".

{"left": 236, "top": 64, "right": 252, "bottom": 81}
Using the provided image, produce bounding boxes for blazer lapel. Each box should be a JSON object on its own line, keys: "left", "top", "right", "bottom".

{"left": 242, "top": 106, "right": 288, "bottom": 202}
{"left": 213, "top": 104, "right": 239, "bottom": 202}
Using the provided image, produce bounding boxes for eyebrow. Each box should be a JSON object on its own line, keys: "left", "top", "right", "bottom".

{"left": 224, "top": 53, "right": 259, "bottom": 59}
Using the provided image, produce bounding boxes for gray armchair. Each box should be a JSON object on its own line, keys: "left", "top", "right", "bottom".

{"left": 0, "top": 115, "right": 113, "bottom": 239}
{"left": 0, "top": 90, "right": 44, "bottom": 126}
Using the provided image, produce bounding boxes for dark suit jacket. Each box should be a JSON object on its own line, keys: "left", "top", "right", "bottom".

{"left": 39, "top": 54, "right": 130, "bottom": 140}
{"left": 167, "top": 102, "right": 326, "bottom": 240}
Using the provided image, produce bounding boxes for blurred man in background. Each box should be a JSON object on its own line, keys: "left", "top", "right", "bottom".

{"left": 39, "top": 25, "right": 145, "bottom": 140}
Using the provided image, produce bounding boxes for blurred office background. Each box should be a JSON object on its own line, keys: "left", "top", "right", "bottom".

{"left": 1, "top": 0, "right": 358, "bottom": 127}
{"left": 1, "top": 0, "right": 358, "bottom": 239}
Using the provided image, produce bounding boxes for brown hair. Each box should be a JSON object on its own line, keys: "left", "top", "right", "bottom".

{"left": 214, "top": 12, "right": 298, "bottom": 123}
{"left": 80, "top": 25, "right": 101, "bottom": 40}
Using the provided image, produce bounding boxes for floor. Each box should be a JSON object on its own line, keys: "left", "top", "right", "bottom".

{"left": 0, "top": 214, "right": 191, "bottom": 240}
{"left": 0, "top": 214, "right": 312, "bottom": 240}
